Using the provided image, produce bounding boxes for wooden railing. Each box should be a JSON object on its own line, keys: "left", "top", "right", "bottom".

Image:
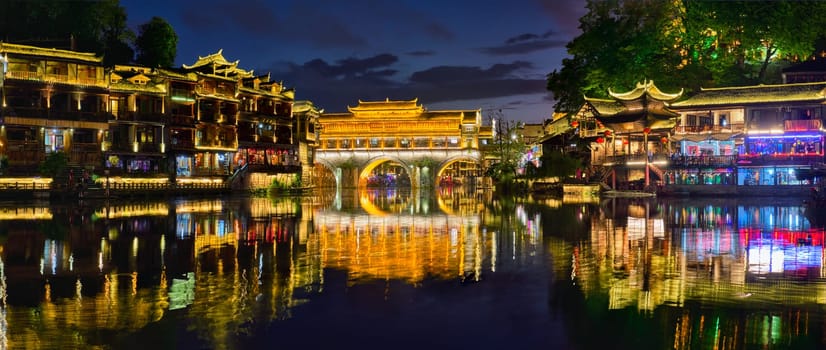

{"left": 673, "top": 123, "right": 745, "bottom": 133}
{"left": 785, "top": 119, "right": 822, "bottom": 131}
{"left": 669, "top": 155, "right": 738, "bottom": 168}
{"left": 736, "top": 153, "right": 823, "bottom": 166}
{"left": 6, "top": 71, "right": 39, "bottom": 80}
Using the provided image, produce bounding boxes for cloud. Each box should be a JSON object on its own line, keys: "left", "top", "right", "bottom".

{"left": 410, "top": 61, "right": 534, "bottom": 84}
{"left": 506, "top": 33, "right": 540, "bottom": 44}
{"left": 406, "top": 50, "right": 436, "bottom": 57}
{"left": 266, "top": 56, "right": 545, "bottom": 112}
{"left": 477, "top": 39, "right": 569, "bottom": 55}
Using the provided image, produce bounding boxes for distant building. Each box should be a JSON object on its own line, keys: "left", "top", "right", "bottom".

{"left": 782, "top": 57, "right": 826, "bottom": 84}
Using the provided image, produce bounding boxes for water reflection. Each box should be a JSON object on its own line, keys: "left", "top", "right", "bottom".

{"left": 0, "top": 188, "right": 544, "bottom": 349}
{"left": 2, "top": 191, "right": 825, "bottom": 349}
{"left": 553, "top": 197, "right": 826, "bottom": 349}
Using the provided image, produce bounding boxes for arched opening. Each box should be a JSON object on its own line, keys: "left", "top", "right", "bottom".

{"left": 359, "top": 159, "right": 411, "bottom": 188}
{"left": 436, "top": 158, "right": 482, "bottom": 188}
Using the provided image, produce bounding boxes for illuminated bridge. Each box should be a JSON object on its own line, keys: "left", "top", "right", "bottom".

{"left": 315, "top": 99, "right": 492, "bottom": 188}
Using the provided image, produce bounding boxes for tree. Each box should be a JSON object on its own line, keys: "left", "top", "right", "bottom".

{"left": 97, "top": 0, "right": 135, "bottom": 65}
{"left": 484, "top": 110, "right": 526, "bottom": 184}
{"left": 0, "top": 0, "right": 134, "bottom": 64}
{"left": 548, "top": 0, "right": 826, "bottom": 113}
{"left": 134, "top": 17, "right": 178, "bottom": 68}
{"left": 39, "top": 151, "right": 68, "bottom": 178}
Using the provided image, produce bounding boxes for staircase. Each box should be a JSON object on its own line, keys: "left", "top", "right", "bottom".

{"left": 226, "top": 164, "right": 249, "bottom": 190}
{"left": 648, "top": 163, "right": 664, "bottom": 182}
{"left": 591, "top": 166, "right": 614, "bottom": 191}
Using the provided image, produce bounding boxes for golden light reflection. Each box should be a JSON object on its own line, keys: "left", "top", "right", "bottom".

{"left": 0, "top": 193, "right": 543, "bottom": 349}
{"left": 314, "top": 209, "right": 497, "bottom": 284}
{"left": 0, "top": 206, "right": 52, "bottom": 220}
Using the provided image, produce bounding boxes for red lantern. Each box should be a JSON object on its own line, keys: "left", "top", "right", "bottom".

{"left": 595, "top": 137, "right": 604, "bottom": 144}
{"left": 661, "top": 137, "right": 668, "bottom": 143}
{"left": 622, "top": 138, "right": 629, "bottom": 145}
{"left": 570, "top": 120, "right": 579, "bottom": 128}
{"left": 643, "top": 127, "right": 651, "bottom": 134}
{"left": 604, "top": 130, "right": 612, "bottom": 137}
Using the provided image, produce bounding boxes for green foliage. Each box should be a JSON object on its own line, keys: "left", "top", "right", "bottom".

{"left": 548, "top": 0, "right": 826, "bottom": 113}
{"left": 0, "top": 0, "right": 134, "bottom": 65}
{"left": 339, "top": 157, "right": 357, "bottom": 169}
{"left": 484, "top": 113, "right": 527, "bottom": 183}
{"left": 38, "top": 151, "right": 68, "bottom": 178}
{"left": 530, "top": 151, "right": 582, "bottom": 179}
{"left": 269, "top": 174, "right": 301, "bottom": 192}
{"left": 134, "top": 17, "right": 178, "bottom": 68}
{"left": 412, "top": 158, "right": 437, "bottom": 169}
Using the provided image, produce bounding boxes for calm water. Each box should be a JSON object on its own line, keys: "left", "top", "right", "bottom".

{"left": 0, "top": 189, "right": 824, "bottom": 349}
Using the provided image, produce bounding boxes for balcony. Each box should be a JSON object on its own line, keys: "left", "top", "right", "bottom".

{"left": 169, "top": 138, "right": 195, "bottom": 150}
{"left": 170, "top": 89, "right": 196, "bottom": 103}
{"left": 736, "top": 153, "right": 823, "bottom": 167}
{"left": 116, "top": 111, "right": 164, "bottom": 123}
{"left": 668, "top": 155, "right": 738, "bottom": 168}
{"left": 5, "top": 71, "right": 106, "bottom": 87}
{"left": 168, "top": 114, "right": 196, "bottom": 126}
{"left": 602, "top": 154, "right": 671, "bottom": 167}
{"left": 673, "top": 123, "right": 745, "bottom": 134}
{"left": 3, "top": 106, "right": 111, "bottom": 123}
{"left": 784, "top": 119, "right": 822, "bottom": 132}
{"left": 6, "top": 71, "right": 38, "bottom": 80}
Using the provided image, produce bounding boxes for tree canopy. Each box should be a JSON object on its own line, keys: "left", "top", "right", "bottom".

{"left": 484, "top": 112, "right": 527, "bottom": 184}
{"left": 0, "top": 0, "right": 134, "bottom": 65}
{"left": 134, "top": 16, "right": 178, "bottom": 68}
{"left": 548, "top": 0, "right": 826, "bottom": 114}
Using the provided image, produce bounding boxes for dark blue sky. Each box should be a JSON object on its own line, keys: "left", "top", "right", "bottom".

{"left": 121, "top": 0, "right": 587, "bottom": 123}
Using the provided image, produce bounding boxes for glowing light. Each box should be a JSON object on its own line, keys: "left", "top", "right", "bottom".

{"left": 747, "top": 134, "right": 821, "bottom": 139}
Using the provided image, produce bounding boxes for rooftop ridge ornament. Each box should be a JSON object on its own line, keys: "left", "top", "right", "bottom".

{"left": 346, "top": 98, "right": 424, "bottom": 115}
{"left": 608, "top": 79, "right": 683, "bottom": 102}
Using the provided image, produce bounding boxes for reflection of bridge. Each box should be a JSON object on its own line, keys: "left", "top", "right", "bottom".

{"left": 316, "top": 99, "right": 492, "bottom": 188}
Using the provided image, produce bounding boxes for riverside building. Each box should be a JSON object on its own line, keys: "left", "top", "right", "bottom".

{"left": 0, "top": 43, "right": 312, "bottom": 193}
{"left": 570, "top": 80, "right": 826, "bottom": 196}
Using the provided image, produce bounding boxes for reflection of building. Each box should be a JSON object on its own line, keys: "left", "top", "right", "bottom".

{"left": 559, "top": 199, "right": 826, "bottom": 349}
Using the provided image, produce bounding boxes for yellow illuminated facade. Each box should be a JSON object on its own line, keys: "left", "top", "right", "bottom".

{"left": 0, "top": 44, "right": 311, "bottom": 190}
{"left": 316, "top": 99, "right": 492, "bottom": 187}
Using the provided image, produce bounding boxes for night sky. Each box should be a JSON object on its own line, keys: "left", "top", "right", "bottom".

{"left": 121, "top": 0, "right": 587, "bottom": 124}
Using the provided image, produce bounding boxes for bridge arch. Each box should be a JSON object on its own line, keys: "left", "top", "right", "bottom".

{"left": 435, "top": 155, "right": 483, "bottom": 187}
{"left": 358, "top": 156, "right": 411, "bottom": 187}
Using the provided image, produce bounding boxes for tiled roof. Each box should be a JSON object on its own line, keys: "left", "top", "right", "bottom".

{"left": 671, "top": 82, "right": 826, "bottom": 108}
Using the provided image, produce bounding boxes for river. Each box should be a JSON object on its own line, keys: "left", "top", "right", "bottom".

{"left": 0, "top": 188, "right": 823, "bottom": 349}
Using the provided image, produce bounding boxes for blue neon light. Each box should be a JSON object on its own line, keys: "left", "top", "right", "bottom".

{"left": 746, "top": 134, "right": 822, "bottom": 140}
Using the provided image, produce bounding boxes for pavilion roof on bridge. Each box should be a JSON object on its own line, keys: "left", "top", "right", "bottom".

{"left": 346, "top": 98, "right": 425, "bottom": 116}
{"left": 319, "top": 99, "right": 481, "bottom": 137}
{"left": 584, "top": 80, "right": 682, "bottom": 134}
